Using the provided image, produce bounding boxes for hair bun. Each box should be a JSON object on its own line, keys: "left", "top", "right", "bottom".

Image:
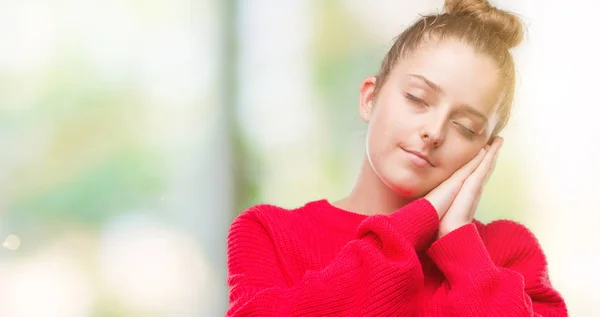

{"left": 444, "top": 0, "right": 524, "bottom": 48}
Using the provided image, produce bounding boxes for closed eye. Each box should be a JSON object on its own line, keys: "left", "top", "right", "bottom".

{"left": 404, "top": 93, "right": 428, "bottom": 106}
{"left": 453, "top": 121, "right": 476, "bottom": 137}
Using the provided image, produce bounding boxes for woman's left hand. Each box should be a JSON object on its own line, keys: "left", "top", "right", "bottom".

{"left": 437, "top": 137, "right": 503, "bottom": 239}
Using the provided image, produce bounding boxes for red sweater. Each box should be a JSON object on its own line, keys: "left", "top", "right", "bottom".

{"left": 226, "top": 198, "right": 567, "bottom": 316}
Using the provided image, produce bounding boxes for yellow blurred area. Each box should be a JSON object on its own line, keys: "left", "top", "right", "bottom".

{"left": 0, "top": 0, "right": 598, "bottom": 316}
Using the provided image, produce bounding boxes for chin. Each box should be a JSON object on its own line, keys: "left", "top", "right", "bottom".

{"left": 369, "top": 157, "right": 429, "bottom": 198}
{"left": 380, "top": 173, "right": 426, "bottom": 199}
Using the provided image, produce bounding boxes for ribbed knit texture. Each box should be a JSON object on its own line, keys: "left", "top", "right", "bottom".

{"left": 226, "top": 198, "right": 567, "bottom": 316}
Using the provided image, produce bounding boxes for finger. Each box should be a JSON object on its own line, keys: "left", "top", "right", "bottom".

{"left": 448, "top": 147, "right": 487, "bottom": 183}
{"left": 425, "top": 139, "right": 498, "bottom": 217}
{"left": 466, "top": 137, "right": 503, "bottom": 187}
{"left": 441, "top": 138, "right": 504, "bottom": 222}
{"left": 425, "top": 149, "right": 486, "bottom": 217}
{"left": 483, "top": 142, "right": 502, "bottom": 184}
{"left": 447, "top": 140, "right": 502, "bottom": 219}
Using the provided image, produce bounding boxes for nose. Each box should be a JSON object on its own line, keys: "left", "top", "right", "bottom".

{"left": 420, "top": 115, "right": 446, "bottom": 148}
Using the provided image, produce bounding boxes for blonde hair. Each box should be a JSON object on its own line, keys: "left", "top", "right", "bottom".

{"left": 374, "top": 0, "right": 524, "bottom": 136}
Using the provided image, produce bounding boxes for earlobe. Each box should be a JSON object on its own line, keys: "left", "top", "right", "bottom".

{"left": 360, "top": 98, "right": 373, "bottom": 122}
{"left": 362, "top": 105, "right": 371, "bottom": 120}
{"left": 359, "top": 76, "right": 377, "bottom": 123}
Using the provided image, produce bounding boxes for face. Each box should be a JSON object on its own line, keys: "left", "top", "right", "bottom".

{"left": 360, "top": 39, "right": 503, "bottom": 198}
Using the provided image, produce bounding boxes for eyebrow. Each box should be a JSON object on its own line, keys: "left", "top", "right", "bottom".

{"left": 407, "top": 73, "right": 489, "bottom": 122}
{"left": 408, "top": 74, "right": 443, "bottom": 93}
{"left": 459, "top": 105, "right": 489, "bottom": 122}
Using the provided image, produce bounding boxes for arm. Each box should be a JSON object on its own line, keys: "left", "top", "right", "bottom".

{"left": 427, "top": 221, "right": 568, "bottom": 317}
{"left": 226, "top": 198, "right": 438, "bottom": 316}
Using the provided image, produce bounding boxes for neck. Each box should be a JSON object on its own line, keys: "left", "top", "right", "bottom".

{"left": 333, "top": 156, "right": 413, "bottom": 216}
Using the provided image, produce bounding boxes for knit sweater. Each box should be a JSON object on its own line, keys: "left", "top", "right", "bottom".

{"left": 226, "top": 198, "right": 567, "bottom": 316}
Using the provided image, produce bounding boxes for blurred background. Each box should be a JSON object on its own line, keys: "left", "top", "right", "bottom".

{"left": 0, "top": 0, "right": 598, "bottom": 316}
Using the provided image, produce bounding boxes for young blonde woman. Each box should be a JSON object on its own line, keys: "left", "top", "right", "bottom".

{"left": 226, "top": 0, "right": 568, "bottom": 315}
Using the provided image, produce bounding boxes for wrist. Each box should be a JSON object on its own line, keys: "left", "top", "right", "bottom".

{"left": 428, "top": 224, "right": 498, "bottom": 285}
{"left": 437, "top": 220, "right": 470, "bottom": 239}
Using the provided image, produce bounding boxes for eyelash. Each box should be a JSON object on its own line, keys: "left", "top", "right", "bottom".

{"left": 404, "top": 93, "right": 477, "bottom": 137}
{"left": 454, "top": 122, "right": 477, "bottom": 137}
{"left": 404, "top": 93, "right": 428, "bottom": 106}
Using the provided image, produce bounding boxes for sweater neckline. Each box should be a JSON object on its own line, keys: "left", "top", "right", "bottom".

{"left": 305, "top": 199, "right": 368, "bottom": 233}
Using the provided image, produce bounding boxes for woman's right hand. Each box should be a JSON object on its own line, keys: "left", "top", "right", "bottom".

{"left": 424, "top": 145, "right": 488, "bottom": 220}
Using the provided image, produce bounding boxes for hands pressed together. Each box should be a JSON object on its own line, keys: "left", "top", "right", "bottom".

{"left": 425, "top": 137, "right": 504, "bottom": 239}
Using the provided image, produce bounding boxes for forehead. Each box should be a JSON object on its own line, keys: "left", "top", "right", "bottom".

{"left": 392, "top": 39, "right": 502, "bottom": 116}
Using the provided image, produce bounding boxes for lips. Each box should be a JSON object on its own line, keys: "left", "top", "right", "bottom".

{"left": 402, "top": 148, "right": 435, "bottom": 167}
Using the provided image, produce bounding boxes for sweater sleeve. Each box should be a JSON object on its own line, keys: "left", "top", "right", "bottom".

{"left": 226, "top": 198, "right": 439, "bottom": 316}
{"left": 426, "top": 221, "right": 568, "bottom": 317}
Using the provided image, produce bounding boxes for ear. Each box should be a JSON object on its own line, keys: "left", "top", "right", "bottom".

{"left": 359, "top": 76, "right": 377, "bottom": 123}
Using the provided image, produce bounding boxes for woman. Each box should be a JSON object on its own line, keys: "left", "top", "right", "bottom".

{"left": 226, "top": 0, "right": 568, "bottom": 315}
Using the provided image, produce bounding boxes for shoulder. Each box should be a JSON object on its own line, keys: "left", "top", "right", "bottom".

{"left": 229, "top": 200, "right": 321, "bottom": 237}
{"left": 473, "top": 219, "right": 548, "bottom": 268}
{"left": 233, "top": 203, "right": 290, "bottom": 223}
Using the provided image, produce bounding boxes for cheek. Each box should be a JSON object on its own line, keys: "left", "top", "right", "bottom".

{"left": 371, "top": 98, "right": 415, "bottom": 138}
